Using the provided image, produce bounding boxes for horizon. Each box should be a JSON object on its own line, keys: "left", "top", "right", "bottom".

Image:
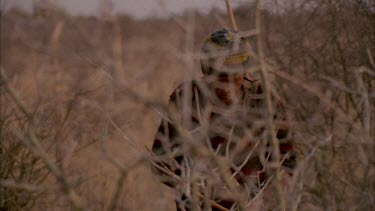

{"left": 1, "top": 0, "right": 249, "bottom": 19}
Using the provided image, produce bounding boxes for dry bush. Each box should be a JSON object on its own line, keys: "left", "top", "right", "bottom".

{"left": 0, "top": 0, "right": 374, "bottom": 210}
{"left": 261, "top": 1, "right": 374, "bottom": 210}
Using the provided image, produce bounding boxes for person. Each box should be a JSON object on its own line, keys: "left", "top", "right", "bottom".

{"left": 151, "top": 29, "right": 296, "bottom": 210}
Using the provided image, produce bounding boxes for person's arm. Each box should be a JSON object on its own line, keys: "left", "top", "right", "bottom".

{"left": 151, "top": 82, "right": 203, "bottom": 187}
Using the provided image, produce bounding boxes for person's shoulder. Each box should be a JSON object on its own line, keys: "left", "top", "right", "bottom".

{"left": 168, "top": 79, "right": 214, "bottom": 106}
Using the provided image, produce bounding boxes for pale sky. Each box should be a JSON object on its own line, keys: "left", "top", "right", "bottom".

{"left": 1, "top": 0, "right": 254, "bottom": 19}
{"left": 6, "top": 0, "right": 360, "bottom": 19}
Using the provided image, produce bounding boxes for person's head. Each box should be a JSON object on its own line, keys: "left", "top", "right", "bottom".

{"left": 200, "top": 29, "right": 251, "bottom": 87}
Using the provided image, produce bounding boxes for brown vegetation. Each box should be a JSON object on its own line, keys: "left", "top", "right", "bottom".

{"left": 1, "top": 1, "right": 374, "bottom": 210}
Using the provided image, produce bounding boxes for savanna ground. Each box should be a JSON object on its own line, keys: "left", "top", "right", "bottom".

{"left": 1, "top": 1, "right": 374, "bottom": 210}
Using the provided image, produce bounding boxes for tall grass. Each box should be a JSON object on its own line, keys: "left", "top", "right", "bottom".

{"left": 1, "top": 1, "right": 374, "bottom": 210}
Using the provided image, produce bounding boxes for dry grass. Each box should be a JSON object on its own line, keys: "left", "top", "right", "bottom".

{"left": 1, "top": 1, "right": 374, "bottom": 210}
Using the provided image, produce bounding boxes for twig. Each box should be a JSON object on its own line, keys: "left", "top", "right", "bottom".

{"left": 145, "top": 146, "right": 181, "bottom": 180}
{"left": 367, "top": 48, "right": 375, "bottom": 69}
{"left": 0, "top": 179, "right": 45, "bottom": 192}
{"left": 147, "top": 147, "right": 231, "bottom": 211}
{"left": 197, "top": 193, "right": 230, "bottom": 211}
{"left": 1, "top": 67, "right": 32, "bottom": 120}
{"left": 246, "top": 176, "right": 272, "bottom": 207}
{"left": 225, "top": 0, "right": 238, "bottom": 31}
{"left": 231, "top": 140, "right": 261, "bottom": 179}
{"left": 107, "top": 158, "right": 146, "bottom": 211}
{"left": 255, "top": 1, "right": 286, "bottom": 210}
{"left": 268, "top": 68, "right": 363, "bottom": 129}
{"left": 96, "top": 102, "right": 138, "bottom": 149}
{"left": 1, "top": 69, "right": 83, "bottom": 210}
{"left": 354, "top": 67, "right": 371, "bottom": 135}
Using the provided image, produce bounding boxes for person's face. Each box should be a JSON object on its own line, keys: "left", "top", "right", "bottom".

{"left": 216, "top": 72, "right": 244, "bottom": 89}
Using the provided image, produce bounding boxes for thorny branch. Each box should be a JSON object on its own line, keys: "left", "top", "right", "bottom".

{"left": 1, "top": 68, "right": 83, "bottom": 211}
